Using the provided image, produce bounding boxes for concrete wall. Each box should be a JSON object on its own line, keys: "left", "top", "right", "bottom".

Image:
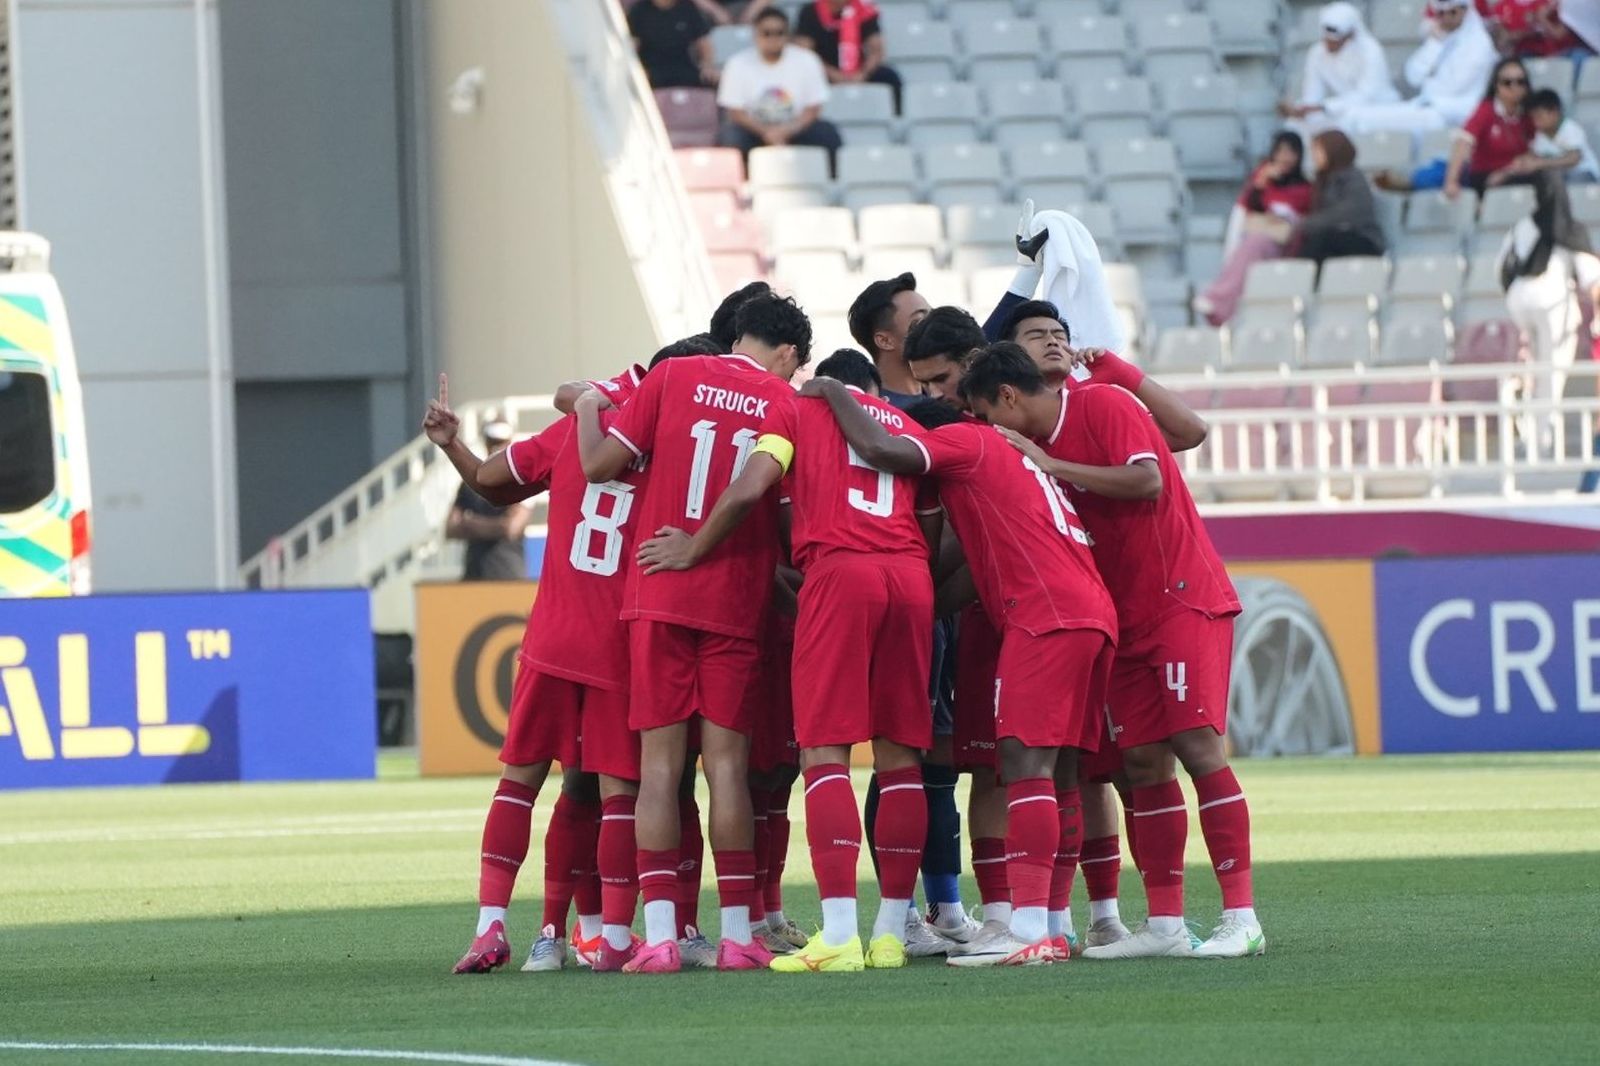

{"left": 421, "top": 0, "right": 659, "bottom": 406}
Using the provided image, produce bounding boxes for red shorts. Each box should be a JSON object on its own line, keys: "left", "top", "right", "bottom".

{"left": 952, "top": 604, "right": 1001, "bottom": 771}
{"left": 502, "top": 663, "right": 636, "bottom": 779}
{"left": 1078, "top": 714, "right": 1124, "bottom": 783}
{"left": 628, "top": 620, "right": 761, "bottom": 735}
{"left": 994, "top": 627, "right": 1114, "bottom": 751}
{"left": 750, "top": 611, "right": 799, "bottom": 772}
{"left": 791, "top": 553, "right": 934, "bottom": 751}
{"left": 1107, "top": 610, "right": 1235, "bottom": 750}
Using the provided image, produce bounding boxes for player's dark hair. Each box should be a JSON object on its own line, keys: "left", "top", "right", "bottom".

{"left": 959, "top": 343, "right": 1051, "bottom": 405}
{"left": 734, "top": 291, "right": 814, "bottom": 366}
{"left": 754, "top": 5, "right": 789, "bottom": 29}
{"left": 649, "top": 332, "right": 726, "bottom": 369}
{"left": 709, "top": 281, "right": 773, "bottom": 351}
{"left": 901, "top": 396, "right": 967, "bottom": 431}
{"left": 998, "top": 299, "right": 1071, "bottom": 344}
{"left": 1528, "top": 87, "right": 1564, "bottom": 115}
{"left": 904, "top": 305, "right": 985, "bottom": 364}
{"left": 814, "top": 348, "right": 883, "bottom": 391}
{"left": 846, "top": 272, "right": 917, "bottom": 354}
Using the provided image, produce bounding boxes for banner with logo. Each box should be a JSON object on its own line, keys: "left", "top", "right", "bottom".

{"left": 415, "top": 581, "right": 537, "bottom": 775}
{"left": 0, "top": 589, "right": 374, "bottom": 790}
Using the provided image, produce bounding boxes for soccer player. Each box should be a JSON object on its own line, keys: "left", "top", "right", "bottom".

{"left": 423, "top": 366, "right": 649, "bottom": 975}
{"left": 903, "top": 305, "right": 989, "bottom": 409}
{"left": 636, "top": 345, "right": 939, "bottom": 972}
{"left": 799, "top": 373, "right": 1118, "bottom": 967}
{"left": 576, "top": 292, "right": 811, "bottom": 973}
{"left": 960, "top": 344, "right": 1262, "bottom": 959}
{"left": 846, "top": 272, "right": 931, "bottom": 401}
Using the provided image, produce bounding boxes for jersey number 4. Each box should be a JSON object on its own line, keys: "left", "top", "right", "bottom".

{"left": 1165, "top": 661, "right": 1188, "bottom": 703}
{"left": 686, "top": 419, "right": 758, "bottom": 519}
{"left": 571, "top": 481, "right": 636, "bottom": 577}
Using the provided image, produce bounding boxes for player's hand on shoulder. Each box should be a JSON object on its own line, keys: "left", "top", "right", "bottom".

{"left": 798, "top": 375, "right": 845, "bottom": 399}
{"left": 422, "top": 373, "right": 460, "bottom": 446}
{"left": 575, "top": 386, "right": 614, "bottom": 412}
{"left": 994, "top": 424, "right": 1049, "bottom": 465}
{"left": 637, "top": 526, "right": 698, "bottom": 574}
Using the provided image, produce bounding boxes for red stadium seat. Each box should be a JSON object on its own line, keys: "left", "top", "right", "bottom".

{"left": 655, "top": 88, "right": 718, "bottom": 148}
{"left": 698, "top": 209, "right": 763, "bottom": 254}
{"left": 676, "top": 148, "right": 744, "bottom": 192}
{"left": 689, "top": 189, "right": 739, "bottom": 219}
{"left": 1447, "top": 319, "right": 1521, "bottom": 403}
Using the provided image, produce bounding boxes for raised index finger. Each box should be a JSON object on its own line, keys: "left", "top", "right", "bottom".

{"left": 437, "top": 373, "right": 448, "bottom": 407}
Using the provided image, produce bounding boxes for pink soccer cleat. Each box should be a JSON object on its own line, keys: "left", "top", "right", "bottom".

{"left": 621, "top": 939, "right": 683, "bottom": 974}
{"left": 452, "top": 921, "right": 511, "bottom": 974}
{"left": 571, "top": 930, "right": 605, "bottom": 968}
{"left": 1049, "top": 934, "right": 1072, "bottom": 962}
{"left": 717, "top": 937, "right": 776, "bottom": 971}
{"left": 592, "top": 934, "right": 644, "bottom": 972}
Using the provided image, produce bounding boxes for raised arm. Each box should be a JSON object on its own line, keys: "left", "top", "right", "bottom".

{"left": 1076, "top": 350, "right": 1208, "bottom": 452}
{"left": 635, "top": 453, "right": 785, "bottom": 574}
{"left": 574, "top": 391, "right": 634, "bottom": 483}
{"left": 994, "top": 426, "right": 1162, "bottom": 501}
{"left": 798, "top": 377, "right": 926, "bottom": 474}
{"left": 422, "top": 374, "right": 538, "bottom": 506}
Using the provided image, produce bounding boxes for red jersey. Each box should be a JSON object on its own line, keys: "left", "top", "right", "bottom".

{"left": 506, "top": 412, "right": 646, "bottom": 691}
{"left": 756, "top": 388, "right": 932, "bottom": 572}
{"left": 1462, "top": 99, "right": 1534, "bottom": 175}
{"left": 907, "top": 420, "right": 1115, "bottom": 640}
{"left": 591, "top": 363, "right": 647, "bottom": 405}
{"left": 1039, "top": 383, "right": 1240, "bottom": 639}
{"left": 607, "top": 353, "right": 793, "bottom": 639}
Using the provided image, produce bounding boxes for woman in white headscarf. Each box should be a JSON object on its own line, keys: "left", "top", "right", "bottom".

{"left": 1343, "top": 0, "right": 1497, "bottom": 147}
{"left": 1280, "top": 3, "right": 1398, "bottom": 133}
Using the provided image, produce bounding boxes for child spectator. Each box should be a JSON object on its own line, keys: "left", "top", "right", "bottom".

{"left": 1527, "top": 89, "right": 1600, "bottom": 184}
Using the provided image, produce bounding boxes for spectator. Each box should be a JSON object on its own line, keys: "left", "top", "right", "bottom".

{"left": 716, "top": 7, "right": 842, "bottom": 156}
{"left": 1500, "top": 172, "right": 1600, "bottom": 455}
{"left": 628, "top": 0, "right": 719, "bottom": 89}
{"left": 1279, "top": 3, "right": 1398, "bottom": 134}
{"left": 1195, "top": 133, "right": 1316, "bottom": 326}
{"left": 1376, "top": 57, "right": 1534, "bottom": 196}
{"left": 1344, "top": 0, "right": 1498, "bottom": 146}
{"left": 793, "top": 1, "right": 903, "bottom": 113}
{"left": 1300, "top": 130, "right": 1387, "bottom": 263}
{"left": 1482, "top": 0, "right": 1583, "bottom": 57}
{"left": 447, "top": 421, "right": 530, "bottom": 581}
{"left": 1527, "top": 89, "right": 1600, "bottom": 184}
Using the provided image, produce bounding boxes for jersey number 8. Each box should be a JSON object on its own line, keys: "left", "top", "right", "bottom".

{"left": 571, "top": 481, "right": 636, "bottom": 577}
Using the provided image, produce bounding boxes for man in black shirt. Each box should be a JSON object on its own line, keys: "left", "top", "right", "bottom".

{"left": 628, "top": 0, "right": 719, "bottom": 90}
{"left": 448, "top": 421, "right": 531, "bottom": 581}
{"left": 793, "top": 0, "right": 902, "bottom": 111}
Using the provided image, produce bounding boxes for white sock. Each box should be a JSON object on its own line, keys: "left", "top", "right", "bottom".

{"left": 1148, "top": 914, "right": 1186, "bottom": 937}
{"left": 476, "top": 906, "right": 506, "bottom": 936}
{"left": 603, "top": 922, "right": 634, "bottom": 951}
{"left": 577, "top": 914, "right": 602, "bottom": 940}
{"left": 1089, "top": 898, "right": 1120, "bottom": 924}
{"left": 821, "top": 897, "right": 857, "bottom": 946}
{"left": 642, "top": 900, "right": 676, "bottom": 946}
{"left": 983, "top": 901, "right": 1013, "bottom": 925}
{"left": 766, "top": 909, "right": 787, "bottom": 931}
{"left": 1010, "top": 905, "right": 1048, "bottom": 943}
{"left": 1047, "top": 907, "right": 1072, "bottom": 938}
{"left": 1223, "top": 906, "right": 1259, "bottom": 928}
{"left": 929, "top": 900, "right": 967, "bottom": 930}
{"left": 872, "top": 898, "right": 912, "bottom": 941}
{"left": 721, "top": 905, "right": 752, "bottom": 945}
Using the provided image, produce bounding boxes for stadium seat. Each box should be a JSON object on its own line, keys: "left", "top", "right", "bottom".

{"left": 1162, "top": 73, "right": 1247, "bottom": 181}
{"left": 790, "top": 270, "right": 866, "bottom": 316}
{"left": 1352, "top": 130, "right": 1414, "bottom": 174}
{"left": 985, "top": 80, "right": 1070, "bottom": 149}
{"left": 747, "top": 145, "right": 831, "bottom": 191}
{"left": 1077, "top": 75, "right": 1156, "bottom": 148}
{"left": 1098, "top": 138, "right": 1182, "bottom": 246}
{"left": 1404, "top": 191, "right": 1473, "bottom": 255}
{"left": 1049, "top": 15, "right": 1130, "bottom": 84}
{"left": 962, "top": 18, "right": 1046, "bottom": 83}
{"left": 969, "top": 263, "right": 1026, "bottom": 305}
{"left": 1479, "top": 185, "right": 1537, "bottom": 230}
{"left": 1571, "top": 181, "right": 1600, "bottom": 226}
{"left": 1370, "top": 0, "right": 1428, "bottom": 44}
{"left": 862, "top": 248, "right": 939, "bottom": 276}
{"left": 774, "top": 249, "right": 852, "bottom": 284}
{"left": 1213, "top": 0, "right": 1280, "bottom": 57}
{"left": 1155, "top": 326, "right": 1224, "bottom": 370}
{"left": 1061, "top": 200, "right": 1123, "bottom": 259}
{"left": 689, "top": 188, "right": 739, "bottom": 221}
{"left": 1008, "top": 140, "right": 1093, "bottom": 209}
{"left": 709, "top": 251, "right": 765, "bottom": 291}
{"left": 823, "top": 83, "right": 897, "bottom": 146}
{"left": 1318, "top": 256, "right": 1390, "bottom": 313}
{"left": 654, "top": 88, "right": 719, "bottom": 148}
{"left": 902, "top": 82, "right": 983, "bottom": 148}
{"left": 1446, "top": 319, "right": 1521, "bottom": 401}
{"left": 1392, "top": 252, "right": 1464, "bottom": 301}
{"left": 886, "top": 20, "right": 959, "bottom": 83}
{"left": 1183, "top": 214, "right": 1226, "bottom": 286}
{"left": 1242, "top": 257, "right": 1317, "bottom": 302}
{"left": 699, "top": 208, "right": 764, "bottom": 254}
{"left": 923, "top": 143, "right": 1007, "bottom": 208}
{"left": 1287, "top": 5, "right": 1325, "bottom": 51}
{"left": 858, "top": 202, "right": 944, "bottom": 255}
{"left": 1525, "top": 56, "right": 1577, "bottom": 94}
{"left": 1306, "top": 318, "right": 1379, "bottom": 367}
{"left": 915, "top": 268, "right": 971, "bottom": 309}
{"left": 1578, "top": 57, "right": 1600, "bottom": 102}
{"left": 1118, "top": 0, "right": 1191, "bottom": 16}
{"left": 1228, "top": 321, "right": 1302, "bottom": 369}
{"left": 948, "top": 202, "right": 1022, "bottom": 273}
{"left": 750, "top": 185, "right": 831, "bottom": 221}
{"left": 675, "top": 148, "right": 744, "bottom": 192}
{"left": 709, "top": 24, "right": 754, "bottom": 64}
{"left": 1031, "top": 0, "right": 1103, "bottom": 20}
{"left": 1136, "top": 13, "right": 1221, "bottom": 79}
{"left": 1417, "top": 126, "right": 1455, "bottom": 165}
{"left": 876, "top": 3, "right": 933, "bottom": 39}
{"left": 1378, "top": 318, "right": 1452, "bottom": 366}
{"left": 946, "top": 0, "right": 1017, "bottom": 34}
{"left": 837, "top": 145, "right": 918, "bottom": 210}
{"left": 770, "top": 206, "right": 857, "bottom": 254}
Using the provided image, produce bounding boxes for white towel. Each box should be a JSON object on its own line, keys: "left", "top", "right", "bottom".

{"left": 1033, "top": 209, "right": 1128, "bottom": 355}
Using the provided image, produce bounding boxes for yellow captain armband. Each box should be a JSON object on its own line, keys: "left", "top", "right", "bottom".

{"left": 753, "top": 434, "right": 795, "bottom": 474}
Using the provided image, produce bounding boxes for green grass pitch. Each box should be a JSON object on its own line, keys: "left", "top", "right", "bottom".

{"left": 2, "top": 753, "right": 1598, "bottom": 1066}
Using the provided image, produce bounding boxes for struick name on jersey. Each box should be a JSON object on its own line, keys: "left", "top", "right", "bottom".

{"left": 694, "top": 384, "right": 768, "bottom": 418}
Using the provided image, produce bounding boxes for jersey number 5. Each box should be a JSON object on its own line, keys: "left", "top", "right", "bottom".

{"left": 686, "top": 419, "right": 758, "bottom": 519}
{"left": 571, "top": 481, "right": 636, "bottom": 577}
{"left": 846, "top": 444, "right": 895, "bottom": 517}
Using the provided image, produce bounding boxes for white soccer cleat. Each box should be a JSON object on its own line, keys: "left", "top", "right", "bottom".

{"left": 767, "top": 916, "right": 809, "bottom": 950}
{"left": 927, "top": 903, "right": 985, "bottom": 946}
{"left": 520, "top": 924, "right": 566, "bottom": 972}
{"left": 1192, "top": 913, "right": 1266, "bottom": 959}
{"left": 678, "top": 925, "right": 719, "bottom": 969}
{"left": 1084, "top": 916, "right": 1134, "bottom": 949}
{"left": 902, "top": 909, "right": 951, "bottom": 957}
{"left": 943, "top": 918, "right": 1011, "bottom": 958}
{"left": 1080, "top": 923, "right": 1197, "bottom": 960}
{"left": 944, "top": 923, "right": 1054, "bottom": 968}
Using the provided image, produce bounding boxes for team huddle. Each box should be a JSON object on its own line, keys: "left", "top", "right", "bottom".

{"left": 424, "top": 218, "right": 1264, "bottom": 973}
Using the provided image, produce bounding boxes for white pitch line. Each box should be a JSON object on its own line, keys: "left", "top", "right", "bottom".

{"left": 0, "top": 1041, "right": 581, "bottom": 1066}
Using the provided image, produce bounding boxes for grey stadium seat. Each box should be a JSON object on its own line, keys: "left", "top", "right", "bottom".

{"left": 774, "top": 249, "right": 852, "bottom": 286}
{"left": 1404, "top": 191, "right": 1474, "bottom": 255}
{"left": 923, "top": 143, "right": 1007, "bottom": 208}
{"left": 1134, "top": 11, "right": 1218, "bottom": 60}
{"left": 1318, "top": 256, "right": 1391, "bottom": 310}
{"left": 823, "top": 83, "right": 896, "bottom": 146}
{"left": 1371, "top": 0, "right": 1429, "bottom": 44}
{"left": 710, "top": 24, "right": 754, "bottom": 65}
{"left": 1162, "top": 72, "right": 1247, "bottom": 181}
{"left": 1378, "top": 318, "right": 1453, "bottom": 366}
{"left": 902, "top": 82, "right": 983, "bottom": 148}
{"left": 1214, "top": 0, "right": 1280, "bottom": 57}
{"left": 1306, "top": 317, "right": 1379, "bottom": 367}
{"left": 985, "top": 80, "right": 1070, "bottom": 149}
{"left": 1076, "top": 75, "right": 1155, "bottom": 148}
{"left": 836, "top": 145, "right": 918, "bottom": 210}
{"left": 947, "top": 202, "right": 1023, "bottom": 273}
{"left": 1031, "top": 0, "right": 1103, "bottom": 20}
{"left": 886, "top": 20, "right": 959, "bottom": 83}
{"left": 747, "top": 146, "right": 830, "bottom": 191}
{"left": 1155, "top": 326, "right": 1225, "bottom": 370}
{"left": 1479, "top": 185, "right": 1537, "bottom": 230}
{"left": 1352, "top": 130, "right": 1414, "bottom": 174}
{"left": 1572, "top": 181, "right": 1600, "bottom": 226}
{"left": 750, "top": 186, "right": 831, "bottom": 222}
{"left": 1058, "top": 200, "right": 1123, "bottom": 260}
{"left": 1049, "top": 15, "right": 1130, "bottom": 84}
{"left": 858, "top": 202, "right": 945, "bottom": 255}
{"left": 1228, "top": 321, "right": 1303, "bottom": 369}
{"left": 1243, "top": 258, "right": 1317, "bottom": 302}
{"left": 1525, "top": 56, "right": 1577, "bottom": 94}
{"left": 1391, "top": 253, "right": 1465, "bottom": 301}
{"left": 962, "top": 19, "right": 1047, "bottom": 84}
{"left": 1009, "top": 139, "right": 1093, "bottom": 209}
{"left": 1097, "top": 138, "right": 1182, "bottom": 245}
{"left": 770, "top": 207, "right": 857, "bottom": 255}
{"left": 946, "top": 0, "right": 1017, "bottom": 34}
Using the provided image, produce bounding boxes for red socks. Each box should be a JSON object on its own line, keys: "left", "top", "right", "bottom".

{"left": 1194, "top": 766, "right": 1253, "bottom": 910}
{"left": 478, "top": 778, "right": 536, "bottom": 908}
{"left": 636, "top": 846, "right": 678, "bottom": 909}
{"left": 1122, "top": 801, "right": 1142, "bottom": 874}
{"left": 972, "top": 836, "right": 1009, "bottom": 906}
{"left": 873, "top": 766, "right": 927, "bottom": 901}
{"left": 803, "top": 763, "right": 860, "bottom": 900}
{"left": 1049, "top": 787, "right": 1082, "bottom": 913}
{"left": 750, "top": 787, "right": 772, "bottom": 924}
{"left": 713, "top": 849, "right": 757, "bottom": 910}
{"left": 598, "top": 795, "right": 639, "bottom": 929}
{"left": 676, "top": 795, "right": 704, "bottom": 937}
{"left": 1133, "top": 778, "right": 1188, "bottom": 917}
{"left": 541, "top": 791, "right": 599, "bottom": 937}
{"left": 1005, "top": 777, "right": 1058, "bottom": 911}
{"left": 1081, "top": 834, "right": 1122, "bottom": 902}
{"left": 765, "top": 793, "right": 791, "bottom": 914}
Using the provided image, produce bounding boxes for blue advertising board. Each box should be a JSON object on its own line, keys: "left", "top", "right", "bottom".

{"left": 0, "top": 589, "right": 375, "bottom": 789}
{"left": 1375, "top": 554, "right": 1600, "bottom": 753}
